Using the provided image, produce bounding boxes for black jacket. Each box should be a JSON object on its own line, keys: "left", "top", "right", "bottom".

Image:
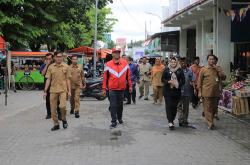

{"left": 161, "top": 67, "right": 185, "bottom": 97}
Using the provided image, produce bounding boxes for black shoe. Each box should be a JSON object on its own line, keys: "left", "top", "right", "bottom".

{"left": 110, "top": 122, "right": 117, "bottom": 129}
{"left": 75, "top": 112, "right": 80, "bottom": 118}
{"left": 125, "top": 102, "right": 131, "bottom": 105}
{"left": 179, "top": 122, "right": 188, "bottom": 127}
{"left": 51, "top": 125, "right": 60, "bottom": 131}
{"left": 70, "top": 110, "right": 74, "bottom": 115}
{"left": 45, "top": 115, "right": 51, "bottom": 119}
{"left": 118, "top": 120, "right": 124, "bottom": 124}
{"left": 214, "top": 115, "right": 219, "bottom": 120}
{"left": 58, "top": 115, "right": 62, "bottom": 121}
{"left": 144, "top": 97, "right": 149, "bottom": 100}
{"left": 208, "top": 125, "right": 215, "bottom": 130}
{"left": 202, "top": 111, "right": 205, "bottom": 117}
{"left": 62, "top": 120, "right": 68, "bottom": 129}
{"left": 139, "top": 95, "right": 143, "bottom": 99}
{"left": 14, "top": 90, "right": 17, "bottom": 93}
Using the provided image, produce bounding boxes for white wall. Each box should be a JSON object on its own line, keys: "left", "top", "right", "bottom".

{"left": 179, "top": 28, "right": 187, "bottom": 57}
{"left": 214, "top": 0, "right": 232, "bottom": 75}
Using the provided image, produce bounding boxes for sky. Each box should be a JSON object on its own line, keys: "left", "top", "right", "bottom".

{"left": 108, "top": 0, "right": 169, "bottom": 43}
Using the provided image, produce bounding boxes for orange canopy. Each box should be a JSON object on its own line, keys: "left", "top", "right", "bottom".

{"left": 68, "top": 46, "right": 94, "bottom": 56}
{"left": 68, "top": 46, "right": 111, "bottom": 59}
{"left": 10, "top": 51, "right": 48, "bottom": 57}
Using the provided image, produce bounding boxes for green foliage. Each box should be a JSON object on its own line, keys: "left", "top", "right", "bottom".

{"left": 0, "top": 0, "right": 116, "bottom": 51}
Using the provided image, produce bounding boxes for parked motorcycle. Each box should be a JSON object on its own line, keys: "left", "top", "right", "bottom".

{"left": 80, "top": 78, "right": 106, "bottom": 100}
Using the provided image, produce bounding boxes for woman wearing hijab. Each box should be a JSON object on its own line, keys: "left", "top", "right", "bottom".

{"left": 162, "top": 57, "right": 185, "bottom": 130}
{"left": 151, "top": 58, "right": 165, "bottom": 104}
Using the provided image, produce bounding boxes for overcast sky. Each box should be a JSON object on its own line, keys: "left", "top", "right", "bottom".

{"left": 108, "top": 0, "right": 169, "bottom": 43}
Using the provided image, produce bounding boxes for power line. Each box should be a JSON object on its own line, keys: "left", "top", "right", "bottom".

{"left": 118, "top": 0, "right": 145, "bottom": 31}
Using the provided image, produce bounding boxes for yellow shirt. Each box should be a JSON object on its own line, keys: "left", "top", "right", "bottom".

{"left": 45, "top": 63, "right": 71, "bottom": 93}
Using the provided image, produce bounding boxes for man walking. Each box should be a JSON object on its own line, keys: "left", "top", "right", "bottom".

{"left": 69, "top": 55, "right": 85, "bottom": 118}
{"left": 177, "top": 57, "right": 195, "bottom": 127}
{"left": 190, "top": 57, "right": 202, "bottom": 108}
{"left": 40, "top": 53, "right": 61, "bottom": 120}
{"left": 102, "top": 48, "right": 132, "bottom": 129}
{"left": 139, "top": 57, "right": 151, "bottom": 100}
{"left": 125, "top": 56, "right": 139, "bottom": 104}
{"left": 43, "top": 52, "right": 71, "bottom": 131}
{"left": 198, "top": 54, "right": 226, "bottom": 130}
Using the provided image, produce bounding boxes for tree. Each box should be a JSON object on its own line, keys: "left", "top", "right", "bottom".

{"left": 0, "top": 0, "right": 116, "bottom": 51}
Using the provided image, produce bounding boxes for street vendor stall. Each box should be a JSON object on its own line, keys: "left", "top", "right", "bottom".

{"left": 11, "top": 51, "right": 47, "bottom": 90}
{"left": 219, "top": 74, "right": 250, "bottom": 116}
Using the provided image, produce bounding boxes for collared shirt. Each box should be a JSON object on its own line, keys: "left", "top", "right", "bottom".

{"left": 198, "top": 66, "right": 221, "bottom": 97}
{"left": 69, "top": 64, "right": 84, "bottom": 89}
{"left": 190, "top": 64, "right": 202, "bottom": 85}
{"left": 45, "top": 63, "right": 71, "bottom": 93}
{"left": 129, "top": 62, "right": 139, "bottom": 85}
{"left": 181, "top": 67, "right": 195, "bottom": 96}
{"left": 139, "top": 63, "right": 151, "bottom": 81}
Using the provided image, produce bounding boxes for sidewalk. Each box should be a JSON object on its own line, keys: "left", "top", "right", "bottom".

{"left": 0, "top": 91, "right": 249, "bottom": 165}
{"left": 0, "top": 90, "right": 44, "bottom": 120}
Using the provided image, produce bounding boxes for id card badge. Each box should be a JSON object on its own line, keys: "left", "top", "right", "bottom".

{"left": 215, "top": 77, "right": 219, "bottom": 82}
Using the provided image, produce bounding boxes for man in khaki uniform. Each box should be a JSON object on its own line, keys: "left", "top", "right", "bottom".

{"left": 43, "top": 52, "right": 71, "bottom": 131}
{"left": 69, "top": 55, "right": 85, "bottom": 118}
{"left": 139, "top": 57, "right": 151, "bottom": 100}
{"left": 198, "top": 54, "right": 226, "bottom": 130}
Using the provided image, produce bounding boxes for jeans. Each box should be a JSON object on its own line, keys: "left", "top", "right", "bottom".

{"left": 109, "top": 90, "right": 124, "bottom": 124}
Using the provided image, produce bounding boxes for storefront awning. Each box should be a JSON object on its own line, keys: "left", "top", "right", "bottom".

{"left": 162, "top": 0, "right": 214, "bottom": 29}
{"left": 10, "top": 51, "right": 48, "bottom": 57}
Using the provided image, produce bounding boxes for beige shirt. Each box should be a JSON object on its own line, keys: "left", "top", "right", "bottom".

{"left": 139, "top": 63, "right": 151, "bottom": 82}
{"left": 69, "top": 64, "right": 84, "bottom": 89}
{"left": 197, "top": 66, "right": 223, "bottom": 97}
{"left": 45, "top": 63, "right": 71, "bottom": 93}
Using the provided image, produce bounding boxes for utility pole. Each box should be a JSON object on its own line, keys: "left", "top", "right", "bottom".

{"left": 93, "top": 0, "right": 98, "bottom": 79}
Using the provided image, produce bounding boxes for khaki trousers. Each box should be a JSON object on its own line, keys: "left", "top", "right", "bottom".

{"left": 50, "top": 92, "right": 67, "bottom": 126}
{"left": 139, "top": 80, "right": 150, "bottom": 97}
{"left": 153, "top": 86, "right": 163, "bottom": 103}
{"left": 202, "top": 97, "right": 219, "bottom": 127}
{"left": 70, "top": 88, "right": 81, "bottom": 112}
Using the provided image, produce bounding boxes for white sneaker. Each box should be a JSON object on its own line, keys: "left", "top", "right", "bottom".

{"left": 168, "top": 123, "right": 174, "bottom": 127}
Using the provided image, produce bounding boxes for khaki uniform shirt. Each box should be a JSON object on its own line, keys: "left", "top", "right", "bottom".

{"left": 139, "top": 63, "right": 151, "bottom": 82}
{"left": 198, "top": 66, "right": 221, "bottom": 97}
{"left": 69, "top": 64, "right": 84, "bottom": 89}
{"left": 45, "top": 63, "right": 71, "bottom": 93}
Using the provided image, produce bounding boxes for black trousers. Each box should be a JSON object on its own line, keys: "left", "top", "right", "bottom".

{"left": 46, "top": 91, "right": 61, "bottom": 117}
{"left": 164, "top": 96, "right": 181, "bottom": 123}
{"left": 109, "top": 90, "right": 124, "bottom": 124}
{"left": 191, "top": 87, "right": 199, "bottom": 106}
{"left": 125, "top": 84, "right": 136, "bottom": 103}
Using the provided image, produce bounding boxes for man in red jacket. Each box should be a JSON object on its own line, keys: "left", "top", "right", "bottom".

{"left": 102, "top": 48, "right": 132, "bottom": 129}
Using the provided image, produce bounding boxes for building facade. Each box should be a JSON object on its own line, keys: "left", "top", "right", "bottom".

{"left": 162, "top": 0, "right": 250, "bottom": 75}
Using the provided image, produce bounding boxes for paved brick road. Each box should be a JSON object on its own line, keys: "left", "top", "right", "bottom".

{"left": 0, "top": 91, "right": 249, "bottom": 165}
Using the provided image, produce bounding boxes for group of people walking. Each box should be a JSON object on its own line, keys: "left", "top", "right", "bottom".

{"left": 41, "top": 52, "right": 85, "bottom": 131}
{"left": 40, "top": 49, "right": 226, "bottom": 132}
{"left": 103, "top": 49, "right": 226, "bottom": 131}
